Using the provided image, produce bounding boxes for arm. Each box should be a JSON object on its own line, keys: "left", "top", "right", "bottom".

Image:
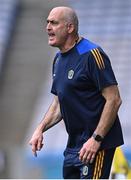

{"left": 94, "top": 85, "right": 122, "bottom": 137}
{"left": 39, "top": 95, "right": 62, "bottom": 132}
{"left": 29, "top": 95, "right": 62, "bottom": 156}
{"left": 79, "top": 85, "right": 122, "bottom": 164}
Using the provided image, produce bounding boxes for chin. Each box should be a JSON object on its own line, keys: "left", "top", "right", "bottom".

{"left": 49, "top": 41, "right": 59, "bottom": 47}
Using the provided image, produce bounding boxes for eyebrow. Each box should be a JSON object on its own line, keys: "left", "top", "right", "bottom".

{"left": 46, "top": 19, "right": 58, "bottom": 24}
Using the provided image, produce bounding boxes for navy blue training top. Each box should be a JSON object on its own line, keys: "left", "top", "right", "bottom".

{"left": 51, "top": 38, "right": 124, "bottom": 152}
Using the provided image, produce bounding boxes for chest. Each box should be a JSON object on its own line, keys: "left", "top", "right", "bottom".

{"left": 53, "top": 55, "right": 94, "bottom": 93}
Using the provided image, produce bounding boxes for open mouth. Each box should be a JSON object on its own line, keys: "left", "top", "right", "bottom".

{"left": 48, "top": 33, "right": 55, "bottom": 38}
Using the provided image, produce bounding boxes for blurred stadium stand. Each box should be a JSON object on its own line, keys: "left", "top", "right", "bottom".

{"left": 0, "top": 0, "right": 131, "bottom": 178}
{"left": 0, "top": 0, "right": 19, "bottom": 72}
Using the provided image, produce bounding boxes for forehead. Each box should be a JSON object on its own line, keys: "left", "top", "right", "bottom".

{"left": 47, "top": 9, "right": 65, "bottom": 21}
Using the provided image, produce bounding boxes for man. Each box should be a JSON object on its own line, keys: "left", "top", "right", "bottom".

{"left": 29, "top": 6, "right": 124, "bottom": 179}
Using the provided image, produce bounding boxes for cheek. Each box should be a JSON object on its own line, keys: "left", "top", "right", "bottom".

{"left": 56, "top": 26, "right": 67, "bottom": 36}
{"left": 56, "top": 29, "right": 68, "bottom": 41}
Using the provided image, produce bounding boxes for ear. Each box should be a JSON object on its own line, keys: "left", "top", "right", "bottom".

{"left": 67, "top": 24, "right": 75, "bottom": 34}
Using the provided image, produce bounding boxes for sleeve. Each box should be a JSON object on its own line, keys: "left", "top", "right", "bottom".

{"left": 87, "top": 47, "right": 118, "bottom": 91}
{"left": 51, "top": 81, "right": 57, "bottom": 95}
{"left": 50, "top": 53, "right": 59, "bottom": 95}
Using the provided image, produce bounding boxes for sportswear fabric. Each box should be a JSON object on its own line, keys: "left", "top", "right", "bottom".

{"left": 51, "top": 38, "right": 123, "bottom": 153}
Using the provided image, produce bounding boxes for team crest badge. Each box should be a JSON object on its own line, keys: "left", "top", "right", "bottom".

{"left": 82, "top": 165, "right": 88, "bottom": 176}
{"left": 68, "top": 70, "right": 74, "bottom": 79}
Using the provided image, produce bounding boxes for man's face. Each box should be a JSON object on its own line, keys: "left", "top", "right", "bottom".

{"left": 46, "top": 10, "right": 69, "bottom": 48}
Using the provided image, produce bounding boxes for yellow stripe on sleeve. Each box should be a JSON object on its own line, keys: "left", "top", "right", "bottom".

{"left": 91, "top": 48, "right": 105, "bottom": 70}
{"left": 93, "top": 49, "right": 104, "bottom": 69}
{"left": 95, "top": 49, "right": 105, "bottom": 69}
{"left": 91, "top": 50, "right": 101, "bottom": 69}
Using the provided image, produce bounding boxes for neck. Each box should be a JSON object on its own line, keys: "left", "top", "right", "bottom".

{"left": 60, "top": 35, "right": 80, "bottom": 53}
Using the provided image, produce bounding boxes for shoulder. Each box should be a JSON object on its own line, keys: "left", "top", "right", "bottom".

{"left": 76, "top": 38, "right": 99, "bottom": 55}
{"left": 54, "top": 51, "right": 61, "bottom": 60}
{"left": 53, "top": 51, "right": 61, "bottom": 64}
{"left": 76, "top": 38, "right": 108, "bottom": 58}
{"left": 76, "top": 38, "right": 107, "bottom": 68}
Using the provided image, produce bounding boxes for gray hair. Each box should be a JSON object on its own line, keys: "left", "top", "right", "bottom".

{"left": 64, "top": 8, "right": 79, "bottom": 33}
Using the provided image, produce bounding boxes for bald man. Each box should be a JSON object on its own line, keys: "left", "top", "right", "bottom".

{"left": 29, "top": 6, "right": 124, "bottom": 179}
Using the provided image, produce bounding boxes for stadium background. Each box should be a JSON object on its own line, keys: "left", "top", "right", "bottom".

{"left": 0, "top": 0, "right": 131, "bottom": 178}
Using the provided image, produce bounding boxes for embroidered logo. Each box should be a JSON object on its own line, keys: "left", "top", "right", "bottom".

{"left": 82, "top": 165, "right": 88, "bottom": 176}
{"left": 68, "top": 70, "right": 74, "bottom": 79}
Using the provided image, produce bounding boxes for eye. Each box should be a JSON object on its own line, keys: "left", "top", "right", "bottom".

{"left": 46, "top": 20, "right": 50, "bottom": 24}
{"left": 52, "top": 21, "right": 59, "bottom": 25}
{"left": 46, "top": 20, "right": 59, "bottom": 25}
